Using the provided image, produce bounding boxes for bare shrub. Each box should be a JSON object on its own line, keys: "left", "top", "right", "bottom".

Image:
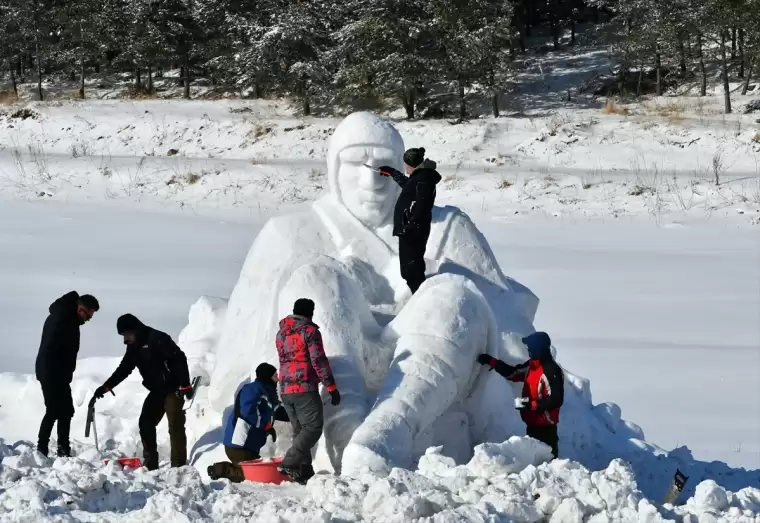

{"left": 496, "top": 179, "right": 514, "bottom": 189}
{"left": 712, "top": 150, "right": 725, "bottom": 186}
{"left": 602, "top": 99, "right": 629, "bottom": 116}
{"left": 654, "top": 102, "right": 686, "bottom": 121}
{"left": 0, "top": 90, "right": 19, "bottom": 105}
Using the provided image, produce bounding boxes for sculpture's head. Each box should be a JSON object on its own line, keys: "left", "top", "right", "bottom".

{"left": 327, "top": 112, "right": 405, "bottom": 228}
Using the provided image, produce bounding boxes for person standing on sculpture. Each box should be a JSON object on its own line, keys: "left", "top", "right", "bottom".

{"left": 379, "top": 147, "right": 442, "bottom": 293}
{"left": 276, "top": 298, "right": 340, "bottom": 484}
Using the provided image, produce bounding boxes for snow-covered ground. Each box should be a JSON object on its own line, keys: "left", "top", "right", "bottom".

{"left": 1, "top": 62, "right": 759, "bottom": 520}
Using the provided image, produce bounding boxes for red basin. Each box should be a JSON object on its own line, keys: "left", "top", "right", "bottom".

{"left": 239, "top": 457, "right": 289, "bottom": 484}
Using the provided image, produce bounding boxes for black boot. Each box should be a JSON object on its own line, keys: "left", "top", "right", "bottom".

{"left": 37, "top": 443, "right": 49, "bottom": 457}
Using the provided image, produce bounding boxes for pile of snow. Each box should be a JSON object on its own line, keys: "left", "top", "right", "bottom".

{"left": 1, "top": 438, "right": 758, "bottom": 522}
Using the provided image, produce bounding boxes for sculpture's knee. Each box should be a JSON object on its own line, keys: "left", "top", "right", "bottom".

{"left": 390, "top": 274, "right": 496, "bottom": 383}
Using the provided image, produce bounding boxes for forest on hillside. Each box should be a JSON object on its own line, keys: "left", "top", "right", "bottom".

{"left": 1, "top": 0, "right": 758, "bottom": 116}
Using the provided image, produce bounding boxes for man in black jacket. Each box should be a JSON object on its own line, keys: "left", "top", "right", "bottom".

{"left": 378, "top": 147, "right": 442, "bottom": 294}
{"left": 35, "top": 291, "right": 100, "bottom": 457}
{"left": 94, "top": 314, "right": 193, "bottom": 470}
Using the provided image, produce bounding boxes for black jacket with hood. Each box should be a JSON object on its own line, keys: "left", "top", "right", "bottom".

{"left": 36, "top": 291, "right": 83, "bottom": 384}
{"left": 387, "top": 159, "right": 442, "bottom": 238}
{"left": 104, "top": 315, "right": 191, "bottom": 393}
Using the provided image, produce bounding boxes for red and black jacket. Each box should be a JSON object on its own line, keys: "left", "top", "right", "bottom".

{"left": 490, "top": 357, "right": 564, "bottom": 427}
{"left": 275, "top": 315, "right": 337, "bottom": 395}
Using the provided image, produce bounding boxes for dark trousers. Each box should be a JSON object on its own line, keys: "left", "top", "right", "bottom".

{"left": 280, "top": 391, "right": 323, "bottom": 471}
{"left": 37, "top": 381, "right": 75, "bottom": 455}
{"left": 398, "top": 233, "right": 429, "bottom": 293}
{"left": 139, "top": 391, "right": 186, "bottom": 470}
{"left": 526, "top": 424, "right": 559, "bottom": 459}
{"left": 208, "top": 447, "right": 260, "bottom": 483}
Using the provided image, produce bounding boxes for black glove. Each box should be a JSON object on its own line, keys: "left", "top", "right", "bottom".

{"left": 329, "top": 389, "right": 341, "bottom": 406}
{"left": 477, "top": 354, "right": 495, "bottom": 367}
{"left": 266, "top": 427, "right": 277, "bottom": 443}
{"left": 94, "top": 385, "right": 109, "bottom": 400}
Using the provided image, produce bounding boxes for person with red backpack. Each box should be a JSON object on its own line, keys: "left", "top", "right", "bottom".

{"left": 275, "top": 298, "right": 340, "bottom": 484}
{"left": 476, "top": 331, "right": 564, "bottom": 458}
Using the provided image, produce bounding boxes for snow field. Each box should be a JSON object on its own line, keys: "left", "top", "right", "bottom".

{"left": 1, "top": 97, "right": 758, "bottom": 224}
{"left": 1, "top": 438, "right": 758, "bottom": 522}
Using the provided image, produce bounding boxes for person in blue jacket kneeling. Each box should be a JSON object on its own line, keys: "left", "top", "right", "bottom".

{"left": 208, "top": 363, "right": 289, "bottom": 482}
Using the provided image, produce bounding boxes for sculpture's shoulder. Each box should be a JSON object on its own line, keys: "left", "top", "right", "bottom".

{"left": 431, "top": 205, "right": 489, "bottom": 248}
{"left": 253, "top": 208, "right": 328, "bottom": 251}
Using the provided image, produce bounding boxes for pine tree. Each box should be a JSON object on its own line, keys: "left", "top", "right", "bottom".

{"left": 427, "top": 0, "right": 515, "bottom": 119}
{"left": 331, "top": 0, "right": 435, "bottom": 119}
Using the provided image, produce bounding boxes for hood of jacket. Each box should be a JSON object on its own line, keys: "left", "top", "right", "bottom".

{"left": 522, "top": 331, "right": 552, "bottom": 360}
{"left": 49, "top": 291, "right": 79, "bottom": 315}
{"left": 411, "top": 160, "right": 442, "bottom": 184}
{"left": 117, "top": 313, "right": 148, "bottom": 336}
{"left": 278, "top": 315, "right": 316, "bottom": 336}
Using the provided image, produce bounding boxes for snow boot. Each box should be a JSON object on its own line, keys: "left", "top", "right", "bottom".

{"left": 278, "top": 465, "right": 308, "bottom": 485}
{"left": 56, "top": 446, "right": 71, "bottom": 458}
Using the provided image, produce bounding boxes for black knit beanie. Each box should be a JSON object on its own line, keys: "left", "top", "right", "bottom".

{"left": 403, "top": 147, "right": 426, "bottom": 168}
{"left": 116, "top": 313, "right": 144, "bottom": 334}
{"left": 293, "top": 298, "right": 315, "bottom": 317}
{"left": 255, "top": 362, "right": 278, "bottom": 381}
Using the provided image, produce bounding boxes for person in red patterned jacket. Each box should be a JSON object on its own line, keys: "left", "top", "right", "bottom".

{"left": 476, "top": 331, "right": 564, "bottom": 459}
{"left": 276, "top": 298, "right": 340, "bottom": 484}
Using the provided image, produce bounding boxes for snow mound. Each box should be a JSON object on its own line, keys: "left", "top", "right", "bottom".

{"left": 1, "top": 438, "right": 758, "bottom": 522}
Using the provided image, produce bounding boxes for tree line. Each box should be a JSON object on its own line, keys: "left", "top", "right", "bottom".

{"left": 0, "top": 0, "right": 758, "bottom": 116}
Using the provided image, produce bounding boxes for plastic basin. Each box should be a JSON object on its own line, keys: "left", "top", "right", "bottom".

{"left": 239, "top": 457, "right": 288, "bottom": 484}
{"left": 103, "top": 457, "right": 143, "bottom": 469}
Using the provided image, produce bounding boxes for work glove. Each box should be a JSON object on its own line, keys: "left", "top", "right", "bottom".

{"left": 177, "top": 385, "right": 194, "bottom": 401}
{"left": 266, "top": 427, "right": 277, "bottom": 443}
{"left": 477, "top": 354, "right": 495, "bottom": 367}
{"left": 377, "top": 165, "right": 400, "bottom": 178}
{"left": 93, "top": 385, "right": 109, "bottom": 400}
{"left": 329, "top": 389, "right": 341, "bottom": 406}
{"left": 514, "top": 397, "right": 531, "bottom": 410}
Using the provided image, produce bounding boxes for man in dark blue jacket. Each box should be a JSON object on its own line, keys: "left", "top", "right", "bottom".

{"left": 93, "top": 314, "right": 193, "bottom": 470}
{"left": 378, "top": 147, "right": 442, "bottom": 293}
{"left": 35, "top": 291, "right": 99, "bottom": 457}
{"left": 207, "top": 363, "right": 289, "bottom": 482}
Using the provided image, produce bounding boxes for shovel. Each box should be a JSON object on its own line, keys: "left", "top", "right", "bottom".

{"left": 86, "top": 392, "right": 143, "bottom": 469}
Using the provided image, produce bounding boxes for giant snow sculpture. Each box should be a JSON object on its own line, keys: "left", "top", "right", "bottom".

{"left": 204, "top": 112, "right": 544, "bottom": 476}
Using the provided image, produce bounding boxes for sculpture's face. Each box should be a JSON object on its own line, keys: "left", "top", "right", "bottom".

{"left": 337, "top": 146, "right": 400, "bottom": 227}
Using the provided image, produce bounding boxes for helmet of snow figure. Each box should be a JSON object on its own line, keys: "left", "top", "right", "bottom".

{"left": 326, "top": 112, "right": 405, "bottom": 227}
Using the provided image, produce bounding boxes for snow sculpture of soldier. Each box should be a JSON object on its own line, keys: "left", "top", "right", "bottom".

{"left": 203, "top": 112, "right": 544, "bottom": 476}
